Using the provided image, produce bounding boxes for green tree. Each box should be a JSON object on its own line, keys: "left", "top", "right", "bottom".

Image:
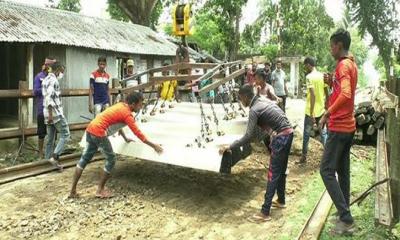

{"left": 240, "top": 23, "right": 262, "bottom": 54}
{"left": 201, "top": 0, "right": 248, "bottom": 60}
{"left": 107, "top": 0, "right": 129, "bottom": 22}
{"left": 346, "top": 0, "right": 399, "bottom": 81}
{"left": 107, "top": 0, "right": 174, "bottom": 29}
{"left": 47, "top": 0, "right": 81, "bottom": 12}
{"left": 260, "top": 44, "right": 279, "bottom": 62}
{"left": 350, "top": 33, "right": 368, "bottom": 67}
{"left": 259, "top": 0, "right": 335, "bottom": 68}
{"left": 188, "top": 12, "right": 226, "bottom": 57}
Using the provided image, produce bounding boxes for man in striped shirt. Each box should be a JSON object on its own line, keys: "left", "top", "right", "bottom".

{"left": 319, "top": 28, "right": 358, "bottom": 235}
{"left": 69, "top": 92, "right": 163, "bottom": 199}
{"left": 42, "top": 61, "right": 70, "bottom": 170}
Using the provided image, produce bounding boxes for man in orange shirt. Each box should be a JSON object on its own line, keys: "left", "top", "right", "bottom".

{"left": 319, "top": 28, "right": 358, "bottom": 235}
{"left": 69, "top": 92, "right": 163, "bottom": 198}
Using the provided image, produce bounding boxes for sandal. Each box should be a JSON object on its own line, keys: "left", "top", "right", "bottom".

{"left": 95, "top": 189, "right": 114, "bottom": 199}
{"left": 48, "top": 158, "right": 63, "bottom": 171}
{"left": 272, "top": 200, "right": 286, "bottom": 209}
{"left": 247, "top": 212, "right": 272, "bottom": 223}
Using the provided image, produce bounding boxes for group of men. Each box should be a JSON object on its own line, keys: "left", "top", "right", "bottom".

{"left": 33, "top": 27, "right": 357, "bottom": 236}
{"left": 34, "top": 56, "right": 163, "bottom": 198}
{"left": 220, "top": 28, "right": 358, "bottom": 236}
{"left": 245, "top": 60, "right": 288, "bottom": 112}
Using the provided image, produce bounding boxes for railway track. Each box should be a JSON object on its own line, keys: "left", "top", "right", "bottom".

{"left": 296, "top": 190, "right": 333, "bottom": 240}
{"left": 0, "top": 153, "right": 103, "bottom": 185}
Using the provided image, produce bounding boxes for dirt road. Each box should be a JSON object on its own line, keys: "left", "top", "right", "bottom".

{"left": 0, "top": 99, "right": 325, "bottom": 240}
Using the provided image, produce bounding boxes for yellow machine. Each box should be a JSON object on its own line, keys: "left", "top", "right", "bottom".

{"left": 172, "top": 4, "right": 192, "bottom": 36}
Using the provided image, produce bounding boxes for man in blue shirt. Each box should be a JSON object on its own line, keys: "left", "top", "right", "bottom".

{"left": 89, "top": 56, "right": 111, "bottom": 115}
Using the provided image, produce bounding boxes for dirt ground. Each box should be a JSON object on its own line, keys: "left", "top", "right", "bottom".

{"left": 0, "top": 100, "right": 328, "bottom": 240}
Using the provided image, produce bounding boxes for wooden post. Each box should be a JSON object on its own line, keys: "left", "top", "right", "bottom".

{"left": 387, "top": 108, "right": 400, "bottom": 221}
{"left": 295, "top": 61, "right": 302, "bottom": 99}
{"left": 26, "top": 44, "right": 34, "bottom": 127}
{"left": 112, "top": 78, "right": 120, "bottom": 103}
{"left": 18, "top": 81, "right": 29, "bottom": 146}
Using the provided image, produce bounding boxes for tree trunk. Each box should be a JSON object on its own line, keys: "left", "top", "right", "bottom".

{"left": 116, "top": 0, "right": 158, "bottom": 26}
{"left": 232, "top": 12, "right": 241, "bottom": 61}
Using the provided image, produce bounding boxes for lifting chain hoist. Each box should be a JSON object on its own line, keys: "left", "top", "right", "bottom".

{"left": 172, "top": 3, "right": 193, "bottom": 37}
{"left": 229, "top": 81, "right": 247, "bottom": 117}
{"left": 218, "top": 92, "right": 232, "bottom": 121}
{"left": 140, "top": 85, "right": 157, "bottom": 123}
{"left": 149, "top": 95, "right": 160, "bottom": 116}
{"left": 194, "top": 97, "right": 213, "bottom": 148}
{"left": 225, "top": 83, "right": 236, "bottom": 114}
{"left": 210, "top": 99, "right": 225, "bottom": 136}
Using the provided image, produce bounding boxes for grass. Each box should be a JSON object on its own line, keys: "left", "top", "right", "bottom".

{"left": 278, "top": 147, "right": 397, "bottom": 240}
{"left": 273, "top": 169, "right": 326, "bottom": 239}
{"left": 319, "top": 148, "right": 396, "bottom": 240}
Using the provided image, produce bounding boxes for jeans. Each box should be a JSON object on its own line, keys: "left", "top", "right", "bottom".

{"left": 45, "top": 116, "right": 70, "bottom": 160}
{"left": 77, "top": 132, "right": 116, "bottom": 173}
{"left": 302, "top": 115, "right": 327, "bottom": 155}
{"left": 320, "top": 131, "right": 354, "bottom": 224}
{"left": 261, "top": 132, "right": 294, "bottom": 215}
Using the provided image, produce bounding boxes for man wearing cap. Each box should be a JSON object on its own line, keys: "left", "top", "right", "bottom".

{"left": 33, "top": 57, "right": 56, "bottom": 158}
{"left": 125, "top": 59, "right": 140, "bottom": 88}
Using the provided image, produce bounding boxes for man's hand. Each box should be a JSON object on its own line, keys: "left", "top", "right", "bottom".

{"left": 310, "top": 113, "right": 316, "bottom": 123}
{"left": 255, "top": 85, "right": 261, "bottom": 94}
{"left": 124, "top": 138, "right": 135, "bottom": 143}
{"left": 323, "top": 73, "right": 333, "bottom": 86}
{"left": 219, "top": 145, "right": 231, "bottom": 155}
{"left": 277, "top": 97, "right": 283, "bottom": 103}
{"left": 48, "top": 106, "right": 53, "bottom": 124}
{"left": 311, "top": 117, "right": 316, "bottom": 123}
{"left": 153, "top": 144, "right": 163, "bottom": 154}
{"left": 48, "top": 114, "right": 53, "bottom": 124}
{"left": 319, "top": 111, "right": 330, "bottom": 129}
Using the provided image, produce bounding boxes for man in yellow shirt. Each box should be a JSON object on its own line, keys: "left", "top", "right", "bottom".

{"left": 299, "top": 57, "right": 328, "bottom": 164}
{"left": 159, "top": 63, "right": 178, "bottom": 106}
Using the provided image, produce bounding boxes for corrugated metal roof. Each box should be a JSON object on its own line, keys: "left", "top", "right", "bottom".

{"left": 0, "top": 0, "right": 177, "bottom": 56}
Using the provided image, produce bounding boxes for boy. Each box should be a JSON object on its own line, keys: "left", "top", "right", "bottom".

{"left": 69, "top": 92, "right": 163, "bottom": 198}
{"left": 42, "top": 61, "right": 70, "bottom": 170}
{"left": 33, "top": 57, "right": 56, "bottom": 158}
{"left": 319, "top": 28, "right": 358, "bottom": 235}
{"left": 254, "top": 69, "right": 281, "bottom": 102}
{"left": 298, "top": 57, "right": 328, "bottom": 164}
{"left": 220, "top": 84, "right": 293, "bottom": 223}
{"left": 89, "top": 56, "right": 111, "bottom": 115}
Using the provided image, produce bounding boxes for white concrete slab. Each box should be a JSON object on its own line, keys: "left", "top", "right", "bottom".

{"left": 80, "top": 102, "right": 248, "bottom": 172}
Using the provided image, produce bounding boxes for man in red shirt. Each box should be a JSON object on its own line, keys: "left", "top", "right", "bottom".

{"left": 69, "top": 92, "right": 163, "bottom": 198}
{"left": 319, "top": 28, "right": 358, "bottom": 235}
{"left": 245, "top": 64, "right": 257, "bottom": 86}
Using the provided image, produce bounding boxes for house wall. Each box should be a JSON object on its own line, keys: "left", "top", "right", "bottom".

{"left": 0, "top": 41, "right": 175, "bottom": 127}
{"left": 64, "top": 47, "right": 118, "bottom": 123}
{"left": 64, "top": 47, "right": 173, "bottom": 123}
